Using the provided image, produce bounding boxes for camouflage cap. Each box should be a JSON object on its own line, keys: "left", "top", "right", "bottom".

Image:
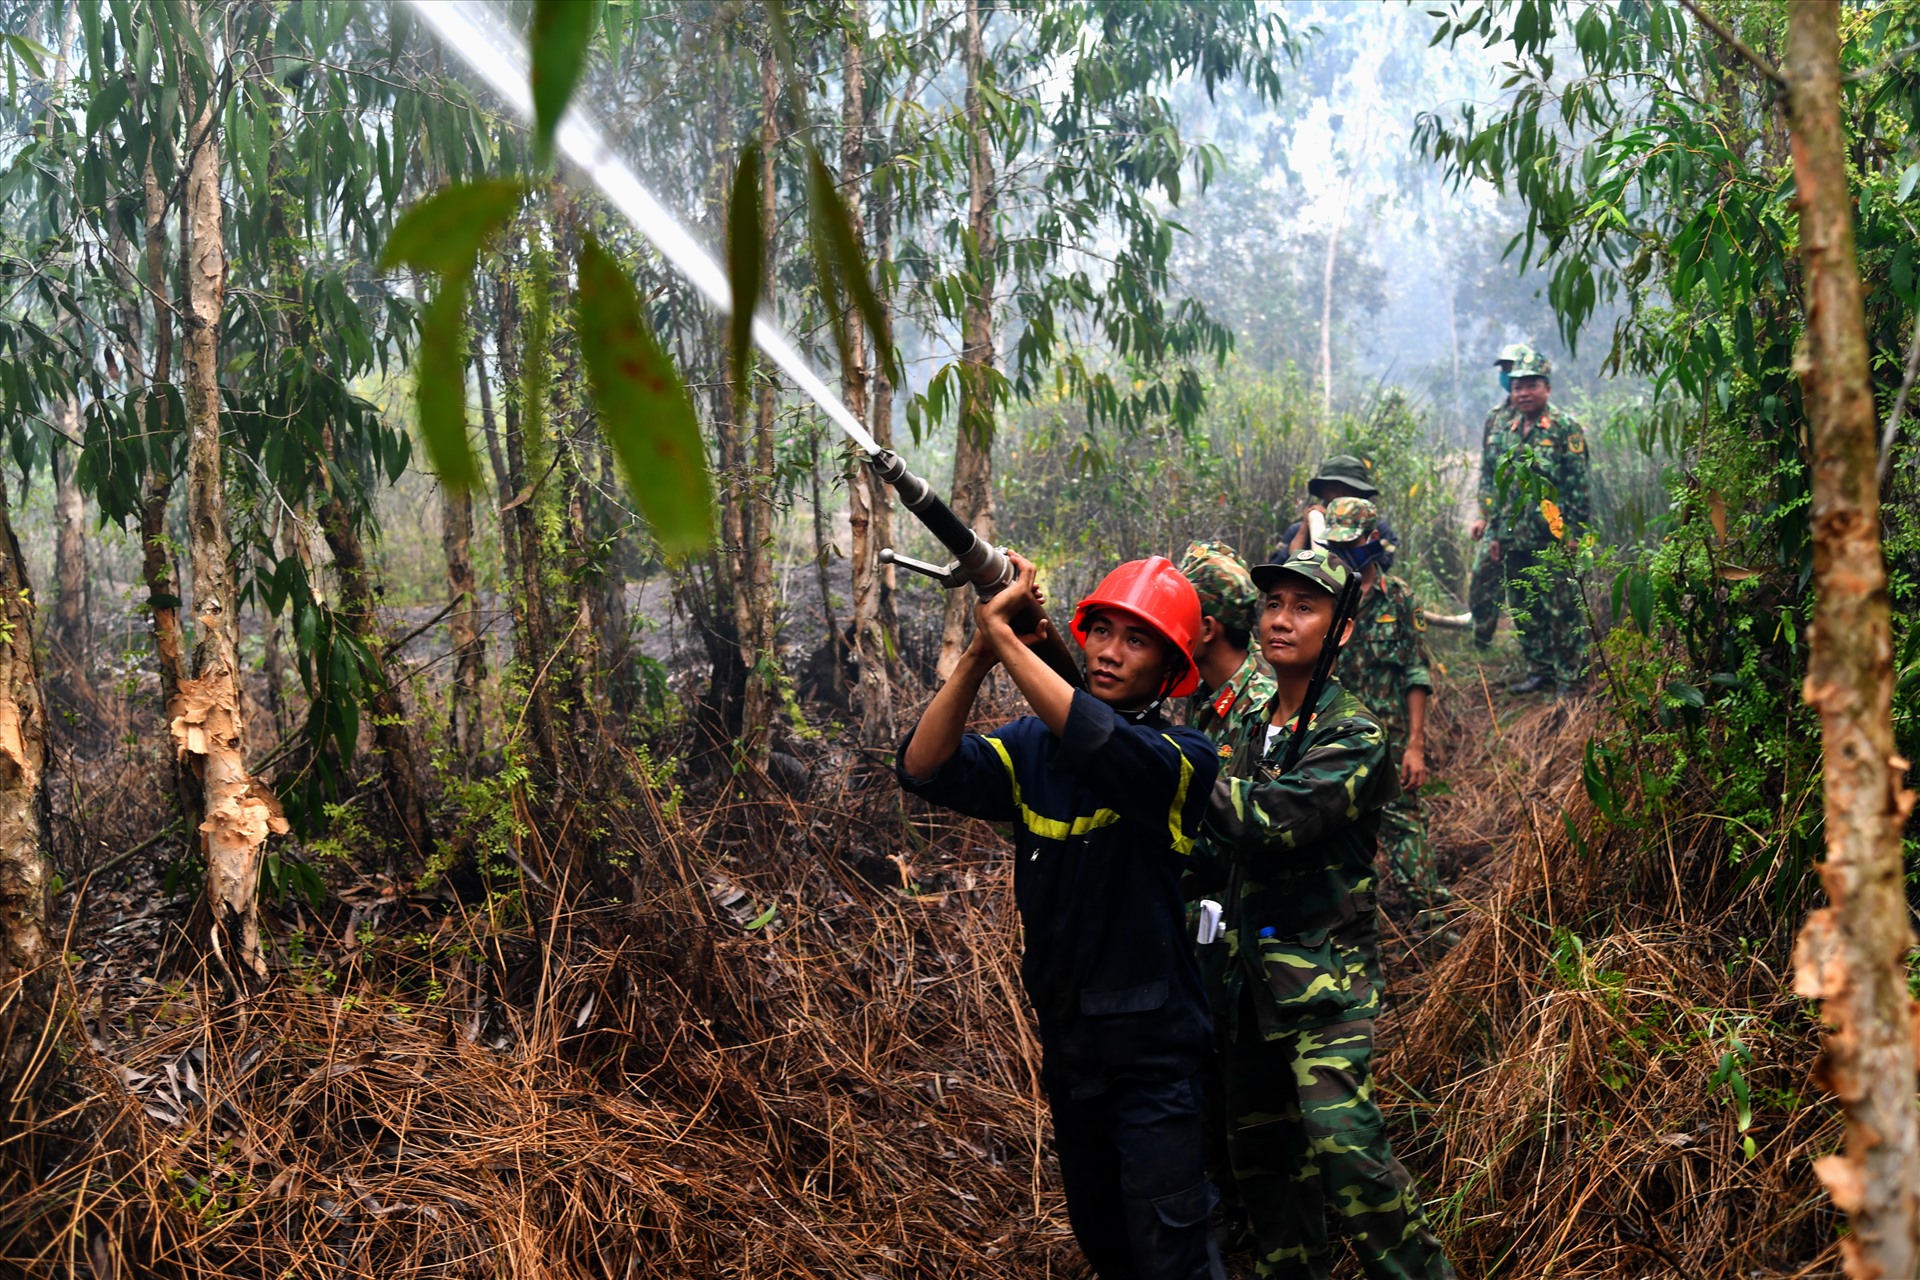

{"left": 1177, "top": 539, "right": 1260, "bottom": 634}
{"left": 1307, "top": 454, "right": 1379, "bottom": 498}
{"left": 1322, "top": 496, "right": 1378, "bottom": 545}
{"left": 1494, "top": 342, "right": 1535, "bottom": 368}
{"left": 1510, "top": 349, "right": 1553, "bottom": 379}
{"left": 1250, "top": 546, "right": 1353, "bottom": 599}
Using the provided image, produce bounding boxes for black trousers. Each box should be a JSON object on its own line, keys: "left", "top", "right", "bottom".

{"left": 1049, "top": 1072, "right": 1226, "bottom": 1280}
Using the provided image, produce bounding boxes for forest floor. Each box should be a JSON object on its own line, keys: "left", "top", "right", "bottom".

{"left": 1, "top": 626, "right": 1842, "bottom": 1279}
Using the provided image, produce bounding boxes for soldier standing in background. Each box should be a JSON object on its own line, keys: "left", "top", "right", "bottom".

{"left": 1320, "top": 499, "right": 1451, "bottom": 932}
{"left": 1276, "top": 455, "right": 1399, "bottom": 566}
{"left": 1472, "top": 350, "right": 1593, "bottom": 696}
{"left": 1467, "top": 343, "right": 1534, "bottom": 649}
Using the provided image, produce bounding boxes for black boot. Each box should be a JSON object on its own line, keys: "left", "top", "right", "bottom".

{"left": 1506, "top": 673, "right": 1552, "bottom": 695}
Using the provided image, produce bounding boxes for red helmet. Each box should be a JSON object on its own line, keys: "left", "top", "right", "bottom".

{"left": 1069, "top": 556, "right": 1203, "bottom": 698}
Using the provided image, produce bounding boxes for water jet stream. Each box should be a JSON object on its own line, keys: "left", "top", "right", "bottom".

{"left": 403, "top": 0, "right": 882, "bottom": 457}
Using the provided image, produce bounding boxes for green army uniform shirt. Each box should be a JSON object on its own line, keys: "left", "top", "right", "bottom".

{"left": 1197, "top": 680, "right": 1397, "bottom": 1040}
{"left": 1190, "top": 649, "right": 1277, "bottom": 750}
{"left": 1478, "top": 405, "right": 1593, "bottom": 550}
{"left": 1341, "top": 575, "right": 1434, "bottom": 750}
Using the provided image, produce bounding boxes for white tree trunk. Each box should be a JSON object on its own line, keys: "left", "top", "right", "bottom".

{"left": 176, "top": 32, "right": 286, "bottom": 984}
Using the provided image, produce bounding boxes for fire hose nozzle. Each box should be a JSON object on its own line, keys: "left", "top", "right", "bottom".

{"left": 879, "top": 547, "right": 968, "bottom": 589}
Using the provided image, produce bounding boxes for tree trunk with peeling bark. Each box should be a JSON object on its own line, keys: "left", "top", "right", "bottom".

{"left": 477, "top": 331, "right": 518, "bottom": 591}
{"left": 142, "top": 154, "right": 194, "bottom": 833}
{"left": 500, "top": 255, "right": 561, "bottom": 787}
{"left": 442, "top": 477, "right": 484, "bottom": 772}
{"left": 50, "top": 413, "right": 88, "bottom": 679}
{"left": 808, "top": 432, "right": 844, "bottom": 706}
{"left": 739, "top": 49, "right": 783, "bottom": 762}
{"left": 40, "top": 0, "right": 85, "bottom": 696}
{"left": 1783, "top": 6, "right": 1920, "bottom": 1276}
{"left": 317, "top": 442, "right": 432, "bottom": 862}
{"left": 595, "top": 433, "right": 634, "bottom": 716}
{"left": 843, "top": 0, "right": 895, "bottom": 756}
{"left": 0, "top": 468, "right": 49, "bottom": 1094}
{"left": 938, "top": 0, "right": 998, "bottom": 680}
{"left": 174, "top": 56, "right": 286, "bottom": 985}
{"left": 870, "top": 155, "right": 901, "bottom": 677}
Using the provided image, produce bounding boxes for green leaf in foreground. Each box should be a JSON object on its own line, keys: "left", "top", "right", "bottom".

{"left": 530, "top": 0, "right": 595, "bottom": 167}
{"left": 727, "top": 142, "right": 764, "bottom": 389}
{"left": 416, "top": 281, "right": 480, "bottom": 492}
{"left": 380, "top": 180, "right": 523, "bottom": 276}
{"left": 806, "top": 149, "right": 898, "bottom": 382}
{"left": 576, "top": 236, "right": 712, "bottom": 555}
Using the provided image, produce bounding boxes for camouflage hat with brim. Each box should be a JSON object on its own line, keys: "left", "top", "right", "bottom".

{"left": 1322, "top": 496, "right": 1378, "bottom": 545}
{"left": 1510, "top": 349, "right": 1553, "bottom": 379}
{"left": 1251, "top": 546, "right": 1353, "bottom": 599}
{"left": 1494, "top": 342, "right": 1535, "bottom": 367}
{"left": 1177, "top": 538, "right": 1259, "bottom": 634}
{"left": 1307, "top": 454, "right": 1379, "bottom": 498}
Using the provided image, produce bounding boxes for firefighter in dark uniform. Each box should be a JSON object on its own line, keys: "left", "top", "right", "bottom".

{"left": 899, "top": 553, "right": 1226, "bottom": 1280}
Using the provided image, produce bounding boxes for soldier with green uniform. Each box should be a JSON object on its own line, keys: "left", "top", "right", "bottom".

{"left": 1467, "top": 343, "right": 1534, "bottom": 649}
{"left": 1472, "top": 349, "right": 1592, "bottom": 695}
{"left": 1177, "top": 540, "right": 1276, "bottom": 747}
{"left": 1275, "top": 456, "right": 1399, "bottom": 567}
{"left": 1175, "top": 539, "right": 1275, "bottom": 1255}
{"left": 1320, "top": 498, "right": 1448, "bottom": 922}
{"left": 1194, "top": 547, "right": 1454, "bottom": 1280}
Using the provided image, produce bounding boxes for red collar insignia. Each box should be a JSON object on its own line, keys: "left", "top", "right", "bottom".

{"left": 1211, "top": 684, "right": 1237, "bottom": 718}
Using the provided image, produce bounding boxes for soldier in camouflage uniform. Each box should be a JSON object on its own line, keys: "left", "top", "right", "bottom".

{"left": 1473, "top": 349, "right": 1592, "bottom": 695}
{"left": 1193, "top": 548, "right": 1454, "bottom": 1280}
{"left": 1175, "top": 539, "right": 1276, "bottom": 1254}
{"left": 1178, "top": 540, "right": 1276, "bottom": 746}
{"left": 1321, "top": 499, "right": 1448, "bottom": 921}
{"left": 1275, "top": 456, "right": 1399, "bottom": 568}
{"left": 1467, "top": 344, "right": 1534, "bottom": 648}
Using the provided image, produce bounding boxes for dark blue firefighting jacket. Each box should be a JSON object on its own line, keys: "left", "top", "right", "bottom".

{"left": 898, "top": 690, "right": 1219, "bottom": 1097}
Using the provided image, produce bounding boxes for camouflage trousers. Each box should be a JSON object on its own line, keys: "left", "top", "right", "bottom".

{"left": 1379, "top": 765, "right": 1446, "bottom": 915}
{"left": 1467, "top": 543, "right": 1502, "bottom": 649}
{"left": 1219, "top": 1002, "right": 1453, "bottom": 1280}
{"left": 1499, "top": 542, "right": 1587, "bottom": 684}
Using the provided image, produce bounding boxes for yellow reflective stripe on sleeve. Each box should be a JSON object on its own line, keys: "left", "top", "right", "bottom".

{"left": 983, "top": 734, "right": 1018, "bottom": 792}
{"left": 982, "top": 735, "right": 1120, "bottom": 842}
{"left": 1161, "top": 734, "right": 1195, "bottom": 855}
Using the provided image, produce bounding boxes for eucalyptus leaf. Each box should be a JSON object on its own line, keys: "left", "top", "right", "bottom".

{"left": 576, "top": 236, "right": 712, "bottom": 555}
{"left": 529, "top": 0, "right": 595, "bottom": 167}
{"left": 380, "top": 179, "right": 523, "bottom": 276}
{"left": 807, "top": 149, "right": 898, "bottom": 383}
{"left": 727, "top": 142, "right": 764, "bottom": 390}
{"left": 415, "top": 281, "right": 480, "bottom": 491}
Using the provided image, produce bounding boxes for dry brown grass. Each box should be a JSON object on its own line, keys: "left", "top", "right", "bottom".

{"left": 1, "top": 674, "right": 1842, "bottom": 1278}
{"left": 1377, "top": 678, "right": 1840, "bottom": 1279}
{"left": 2, "top": 722, "right": 1081, "bottom": 1279}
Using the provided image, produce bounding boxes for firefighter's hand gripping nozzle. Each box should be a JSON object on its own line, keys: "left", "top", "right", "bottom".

{"left": 868, "top": 449, "right": 1085, "bottom": 689}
